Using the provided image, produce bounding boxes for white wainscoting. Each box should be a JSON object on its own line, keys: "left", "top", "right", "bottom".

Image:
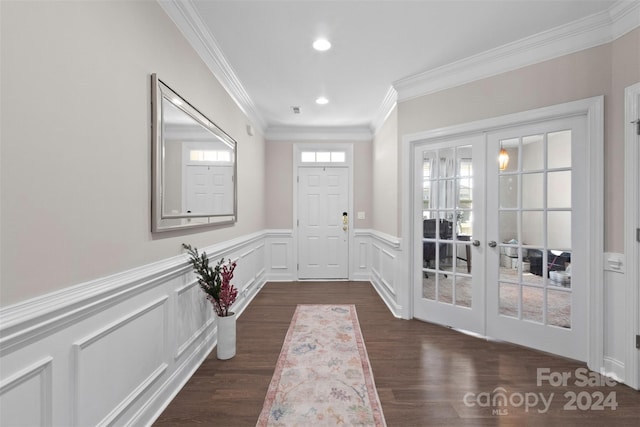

{"left": 353, "top": 229, "right": 403, "bottom": 318}
{"left": 602, "top": 252, "right": 626, "bottom": 383}
{"left": 0, "top": 232, "right": 267, "bottom": 427}
{"left": 262, "top": 228, "right": 404, "bottom": 316}
{"left": 4, "top": 228, "right": 622, "bottom": 426}
{"left": 264, "top": 229, "right": 295, "bottom": 281}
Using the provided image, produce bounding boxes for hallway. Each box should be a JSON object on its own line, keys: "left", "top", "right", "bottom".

{"left": 154, "top": 282, "right": 638, "bottom": 426}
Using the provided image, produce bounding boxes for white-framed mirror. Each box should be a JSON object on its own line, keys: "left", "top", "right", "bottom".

{"left": 151, "top": 73, "right": 237, "bottom": 232}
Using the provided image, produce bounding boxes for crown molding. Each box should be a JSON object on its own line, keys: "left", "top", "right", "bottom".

{"left": 371, "top": 86, "right": 398, "bottom": 136}
{"left": 609, "top": 0, "right": 640, "bottom": 39}
{"left": 265, "top": 126, "right": 373, "bottom": 142}
{"left": 160, "top": 0, "right": 637, "bottom": 135}
{"left": 393, "top": 1, "right": 640, "bottom": 102}
{"left": 158, "top": 0, "right": 267, "bottom": 131}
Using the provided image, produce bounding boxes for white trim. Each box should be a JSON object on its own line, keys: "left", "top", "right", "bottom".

{"left": 265, "top": 126, "right": 372, "bottom": 142}
{"left": 354, "top": 229, "right": 402, "bottom": 250}
{"left": 624, "top": 82, "right": 640, "bottom": 390}
{"left": 0, "top": 357, "right": 53, "bottom": 426}
{"left": 610, "top": 0, "right": 640, "bottom": 40}
{"left": 401, "top": 96, "right": 604, "bottom": 369}
{"left": 371, "top": 86, "right": 398, "bottom": 137}
{"left": 393, "top": 1, "right": 639, "bottom": 101}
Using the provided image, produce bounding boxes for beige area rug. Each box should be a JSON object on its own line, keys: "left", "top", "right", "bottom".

{"left": 256, "top": 305, "right": 386, "bottom": 427}
{"left": 423, "top": 267, "right": 571, "bottom": 328}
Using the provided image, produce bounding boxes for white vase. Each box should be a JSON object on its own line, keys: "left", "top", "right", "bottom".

{"left": 216, "top": 312, "right": 236, "bottom": 360}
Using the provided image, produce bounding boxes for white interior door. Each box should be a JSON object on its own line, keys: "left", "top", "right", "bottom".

{"left": 298, "top": 167, "right": 349, "bottom": 279}
{"left": 486, "top": 116, "right": 588, "bottom": 361}
{"left": 413, "top": 115, "right": 589, "bottom": 361}
{"left": 413, "top": 135, "right": 485, "bottom": 333}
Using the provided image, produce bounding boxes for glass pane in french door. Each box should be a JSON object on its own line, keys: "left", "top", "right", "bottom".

{"left": 422, "top": 146, "right": 473, "bottom": 308}
{"left": 497, "top": 129, "right": 573, "bottom": 328}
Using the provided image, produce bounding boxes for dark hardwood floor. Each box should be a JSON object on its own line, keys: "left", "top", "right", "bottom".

{"left": 154, "top": 281, "right": 639, "bottom": 426}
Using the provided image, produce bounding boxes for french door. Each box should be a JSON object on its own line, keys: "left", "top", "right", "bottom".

{"left": 413, "top": 135, "right": 485, "bottom": 334}
{"left": 414, "top": 115, "right": 588, "bottom": 361}
{"left": 486, "top": 116, "right": 588, "bottom": 361}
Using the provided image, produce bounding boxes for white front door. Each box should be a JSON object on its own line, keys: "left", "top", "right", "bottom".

{"left": 486, "top": 116, "right": 588, "bottom": 361}
{"left": 413, "top": 135, "right": 486, "bottom": 333}
{"left": 298, "top": 167, "right": 349, "bottom": 279}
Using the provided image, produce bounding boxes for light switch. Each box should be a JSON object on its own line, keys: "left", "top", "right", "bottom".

{"left": 357, "top": 211, "right": 366, "bottom": 220}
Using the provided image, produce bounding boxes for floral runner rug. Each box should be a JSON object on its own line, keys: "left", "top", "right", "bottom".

{"left": 256, "top": 304, "right": 386, "bottom": 427}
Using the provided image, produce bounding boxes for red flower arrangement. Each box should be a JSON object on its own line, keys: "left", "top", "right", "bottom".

{"left": 183, "top": 244, "right": 238, "bottom": 317}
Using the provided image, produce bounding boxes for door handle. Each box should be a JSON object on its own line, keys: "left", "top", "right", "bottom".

{"left": 472, "top": 240, "right": 480, "bottom": 247}
{"left": 488, "top": 241, "right": 497, "bottom": 248}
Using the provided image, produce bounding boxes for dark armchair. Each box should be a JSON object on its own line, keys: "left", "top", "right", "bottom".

{"left": 423, "top": 219, "right": 453, "bottom": 276}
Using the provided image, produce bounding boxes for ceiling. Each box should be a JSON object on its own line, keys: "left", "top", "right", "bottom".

{"left": 165, "top": 0, "right": 630, "bottom": 139}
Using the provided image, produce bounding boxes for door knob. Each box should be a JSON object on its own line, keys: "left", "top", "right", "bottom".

{"left": 472, "top": 240, "right": 480, "bottom": 247}
{"left": 488, "top": 241, "right": 497, "bottom": 248}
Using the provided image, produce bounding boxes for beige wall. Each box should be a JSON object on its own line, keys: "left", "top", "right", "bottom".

{"left": 353, "top": 141, "right": 373, "bottom": 229}
{"left": 372, "top": 107, "right": 399, "bottom": 236}
{"left": 265, "top": 140, "right": 373, "bottom": 230}
{"left": 397, "top": 28, "right": 640, "bottom": 252}
{"left": 265, "top": 142, "right": 294, "bottom": 229}
{"left": 0, "top": 0, "right": 266, "bottom": 306}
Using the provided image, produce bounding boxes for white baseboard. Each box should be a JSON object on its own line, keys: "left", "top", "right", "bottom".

{"left": 602, "top": 356, "right": 625, "bottom": 384}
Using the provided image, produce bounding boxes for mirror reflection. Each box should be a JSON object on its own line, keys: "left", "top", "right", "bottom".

{"left": 151, "top": 74, "right": 237, "bottom": 232}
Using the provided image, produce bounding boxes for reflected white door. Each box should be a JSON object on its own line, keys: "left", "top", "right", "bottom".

{"left": 413, "top": 135, "right": 485, "bottom": 333}
{"left": 486, "top": 116, "right": 588, "bottom": 361}
{"left": 185, "top": 165, "right": 234, "bottom": 215}
{"left": 298, "top": 167, "right": 349, "bottom": 279}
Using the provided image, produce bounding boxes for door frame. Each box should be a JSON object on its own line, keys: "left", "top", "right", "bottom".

{"left": 293, "top": 143, "right": 354, "bottom": 280}
{"left": 400, "top": 96, "right": 604, "bottom": 370}
{"left": 624, "top": 82, "right": 640, "bottom": 390}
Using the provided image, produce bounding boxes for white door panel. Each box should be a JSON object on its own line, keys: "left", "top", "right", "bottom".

{"left": 298, "top": 167, "right": 349, "bottom": 279}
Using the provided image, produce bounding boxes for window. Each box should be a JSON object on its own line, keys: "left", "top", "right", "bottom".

{"left": 189, "top": 150, "right": 232, "bottom": 162}
{"left": 300, "top": 151, "right": 346, "bottom": 163}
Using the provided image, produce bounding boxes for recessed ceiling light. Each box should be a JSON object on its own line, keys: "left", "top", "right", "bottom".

{"left": 315, "top": 96, "right": 329, "bottom": 105}
{"left": 313, "top": 39, "right": 331, "bottom": 51}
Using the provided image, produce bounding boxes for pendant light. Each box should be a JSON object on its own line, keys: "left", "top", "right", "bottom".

{"left": 499, "top": 144, "right": 509, "bottom": 171}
